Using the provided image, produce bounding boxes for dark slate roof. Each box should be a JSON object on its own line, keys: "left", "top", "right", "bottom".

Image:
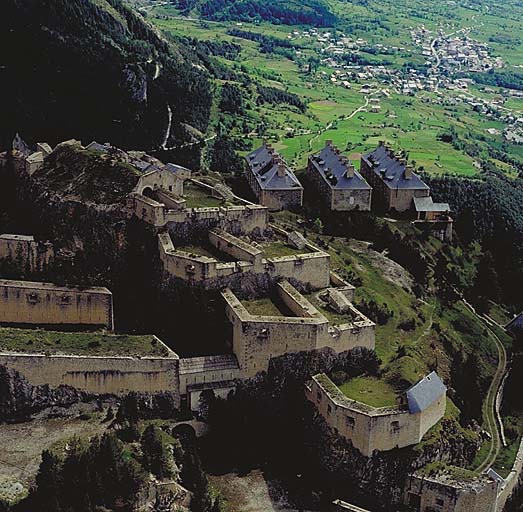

{"left": 506, "top": 312, "right": 523, "bottom": 333}
{"left": 406, "top": 371, "right": 446, "bottom": 414}
{"left": 413, "top": 196, "right": 450, "bottom": 213}
{"left": 245, "top": 145, "right": 303, "bottom": 191}
{"left": 310, "top": 145, "right": 371, "bottom": 191}
{"left": 362, "top": 145, "right": 430, "bottom": 191}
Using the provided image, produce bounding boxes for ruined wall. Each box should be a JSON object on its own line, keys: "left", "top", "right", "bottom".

{"left": 0, "top": 234, "right": 54, "bottom": 272}
{"left": 403, "top": 474, "right": 498, "bottom": 512}
{"left": 0, "top": 280, "right": 114, "bottom": 330}
{"left": 0, "top": 351, "right": 180, "bottom": 404}
{"left": 306, "top": 375, "right": 446, "bottom": 457}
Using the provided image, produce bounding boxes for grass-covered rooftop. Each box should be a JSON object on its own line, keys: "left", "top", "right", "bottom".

{"left": 0, "top": 327, "right": 173, "bottom": 358}
{"left": 338, "top": 376, "right": 399, "bottom": 408}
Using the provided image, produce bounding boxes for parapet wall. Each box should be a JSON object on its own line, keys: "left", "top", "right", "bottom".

{"left": 158, "top": 232, "right": 331, "bottom": 291}
{"left": 127, "top": 193, "right": 268, "bottom": 236}
{"left": 306, "top": 374, "right": 446, "bottom": 457}
{"left": 0, "top": 349, "right": 180, "bottom": 405}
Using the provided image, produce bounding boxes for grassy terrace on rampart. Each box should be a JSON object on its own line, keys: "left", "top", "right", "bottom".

{"left": 0, "top": 327, "right": 171, "bottom": 358}
{"left": 304, "top": 292, "right": 357, "bottom": 325}
{"left": 243, "top": 297, "right": 290, "bottom": 317}
{"left": 261, "top": 241, "right": 315, "bottom": 259}
{"left": 338, "top": 376, "right": 399, "bottom": 408}
{"left": 183, "top": 182, "right": 224, "bottom": 209}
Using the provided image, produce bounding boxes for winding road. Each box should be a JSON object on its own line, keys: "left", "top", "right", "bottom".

{"left": 460, "top": 298, "right": 508, "bottom": 474}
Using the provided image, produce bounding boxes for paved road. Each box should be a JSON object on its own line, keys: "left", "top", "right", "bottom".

{"left": 460, "top": 299, "right": 508, "bottom": 474}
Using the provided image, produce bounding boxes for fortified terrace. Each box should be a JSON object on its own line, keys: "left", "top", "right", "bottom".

{"left": 0, "top": 136, "right": 510, "bottom": 512}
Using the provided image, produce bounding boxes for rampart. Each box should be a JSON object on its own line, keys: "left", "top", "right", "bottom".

{"left": 0, "top": 347, "right": 180, "bottom": 404}
{"left": 0, "top": 234, "right": 54, "bottom": 272}
{"left": 127, "top": 193, "right": 268, "bottom": 236}
{"left": 0, "top": 279, "right": 114, "bottom": 330}
{"left": 404, "top": 472, "right": 498, "bottom": 512}
{"left": 306, "top": 373, "right": 446, "bottom": 457}
{"left": 222, "top": 282, "right": 375, "bottom": 378}
{"left": 158, "top": 232, "right": 331, "bottom": 291}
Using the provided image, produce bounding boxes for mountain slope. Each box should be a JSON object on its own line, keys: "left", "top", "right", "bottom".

{"left": 0, "top": 0, "right": 213, "bottom": 151}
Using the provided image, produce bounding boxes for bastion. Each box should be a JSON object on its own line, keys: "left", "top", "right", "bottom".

{"left": 222, "top": 279, "right": 375, "bottom": 378}
{"left": 0, "top": 279, "right": 114, "bottom": 330}
{"left": 306, "top": 372, "right": 446, "bottom": 457}
{"left": 158, "top": 228, "right": 331, "bottom": 291}
{"left": 0, "top": 327, "right": 180, "bottom": 403}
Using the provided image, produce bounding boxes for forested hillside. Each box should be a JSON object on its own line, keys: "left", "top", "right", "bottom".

{"left": 171, "top": 0, "right": 337, "bottom": 26}
{"left": 426, "top": 171, "right": 523, "bottom": 308}
{"left": 0, "top": 0, "right": 213, "bottom": 150}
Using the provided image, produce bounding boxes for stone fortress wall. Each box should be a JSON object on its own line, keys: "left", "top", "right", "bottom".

{"left": 0, "top": 279, "right": 114, "bottom": 330}
{"left": 158, "top": 228, "right": 331, "bottom": 291}
{"left": 223, "top": 279, "right": 375, "bottom": 378}
{"left": 0, "top": 336, "right": 180, "bottom": 405}
{"left": 403, "top": 473, "right": 498, "bottom": 512}
{"left": 306, "top": 373, "right": 446, "bottom": 457}
{"left": 0, "top": 234, "right": 54, "bottom": 272}
{"left": 127, "top": 192, "right": 268, "bottom": 235}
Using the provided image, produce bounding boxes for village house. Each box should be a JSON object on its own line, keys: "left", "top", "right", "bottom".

{"left": 308, "top": 141, "right": 372, "bottom": 211}
{"left": 245, "top": 143, "right": 303, "bottom": 210}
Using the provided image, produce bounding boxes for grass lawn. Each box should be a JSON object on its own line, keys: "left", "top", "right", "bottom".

{"left": 339, "top": 376, "right": 399, "bottom": 408}
{"left": 0, "top": 327, "right": 171, "bottom": 357}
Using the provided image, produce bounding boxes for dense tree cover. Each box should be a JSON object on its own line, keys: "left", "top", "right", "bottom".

{"left": 174, "top": 0, "right": 337, "bottom": 26}
{"left": 256, "top": 85, "right": 306, "bottom": 112}
{"left": 13, "top": 433, "right": 147, "bottom": 512}
{"left": 210, "top": 134, "right": 246, "bottom": 173}
{"left": 0, "top": 0, "right": 212, "bottom": 150}
{"left": 185, "top": 37, "right": 241, "bottom": 60}
{"left": 425, "top": 171, "right": 523, "bottom": 307}
{"left": 219, "top": 83, "right": 245, "bottom": 114}
{"left": 227, "top": 28, "right": 296, "bottom": 52}
{"left": 465, "top": 69, "right": 523, "bottom": 91}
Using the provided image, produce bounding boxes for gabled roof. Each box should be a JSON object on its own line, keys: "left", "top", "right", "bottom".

{"left": 245, "top": 145, "right": 303, "bottom": 191}
{"left": 362, "top": 144, "right": 430, "bottom": 191}
{"left": 413, "top": 196, "right": 450, "bottom": 213}
{"left": 406, "top": 371, "right": 446, "bottom": 413}
{"left": 310, "top": 144, "right": 371, "bottom": 191}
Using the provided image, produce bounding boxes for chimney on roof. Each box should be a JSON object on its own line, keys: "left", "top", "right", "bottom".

{"left": 405, "top": 164, "right": 414, "bottom": 180}
{"left": 277, "top": 161, "right": 286, "bottom": 178}
{"left": 379, "top": 140, "right": 385, "bottom": 146}
{"left": 345, "top": 163, "right": 355, "bottom": 178}
{"left": 326, "top": 139, "right": 333, "bottom": 147}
